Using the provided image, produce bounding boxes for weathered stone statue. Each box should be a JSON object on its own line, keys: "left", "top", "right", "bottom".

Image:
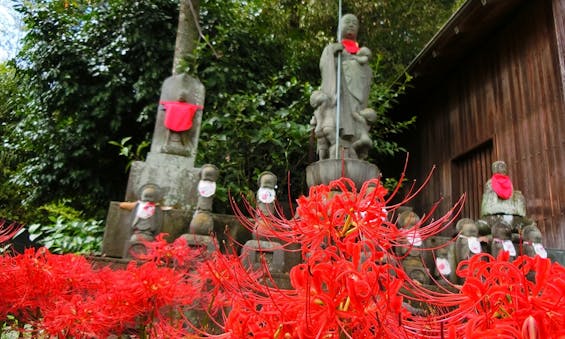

{"left": 395, "top": 210, "right": 429, "bottom": 285}
{"left": 480, "top": 160, "right": 528, "bottom": 232}
{"left": 310, "top": 13, "right": 375, "bottom": 160}
{"left": 189, "top": 164, "right": 219, "bottom": 235}
{"left": 454, "top": 218, "right": 482, "bottom": 263}
{"left": 522, "top": 223, "right": 547, "bottom": 259}
{"left": 150, "top": 73, "right": 205, "bottom": 158}
{"left": 490, "top": 220, "right": 516, "bottom": 259}
{"left": 119, "top": 183, "right": 164, "bottom": 257}
{"left": 254, "top": 171, "right": 278, "bottom": 240}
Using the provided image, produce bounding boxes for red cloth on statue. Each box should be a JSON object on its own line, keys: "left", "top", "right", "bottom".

{"left": 341, "top": 39, "right": 360, "bottom": 54}
{"left": 491, "top": 173, "right": 513, "bottom": 200}
{"left": 160, "top": 101, "right": 203, "bottom": 132}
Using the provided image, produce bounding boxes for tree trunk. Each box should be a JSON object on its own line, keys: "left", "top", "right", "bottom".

{"left": 172, "top": 0, "right": 200, "bottom": 75}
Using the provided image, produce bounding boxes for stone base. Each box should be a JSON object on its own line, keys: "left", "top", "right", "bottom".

{"left": 102, "top": 205, "right": 249, "bottom": 258}
{"left": 306, "top": 159, "right": 380, "bottom": 188}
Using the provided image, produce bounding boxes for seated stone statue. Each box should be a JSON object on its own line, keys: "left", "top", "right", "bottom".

{"left": 254, "top": 171, "right": 278, "bottom": 240}
{"left": 480, "top": 160, "right": 529, "bottom": 233}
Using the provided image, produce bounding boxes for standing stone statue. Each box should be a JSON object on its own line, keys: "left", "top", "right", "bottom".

{"left": 189, "top": 164, "right": 219, "bottom": 235}
{"left": 119, "top": 183, "right": 164, "bottom": 258}
{"left": 311, "top": 13, "right": 375, "bottom": 160}
{"left": 254, "top": 171, "right": 278, "bottom": 240}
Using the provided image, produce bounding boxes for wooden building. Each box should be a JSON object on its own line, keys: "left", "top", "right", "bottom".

{"left": 392, "top": 0, "right": 565, "bottom": 248}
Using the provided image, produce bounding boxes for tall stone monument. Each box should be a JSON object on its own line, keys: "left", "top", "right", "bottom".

{"left": 101, "top": 73, "right": 207, "bottom": 258}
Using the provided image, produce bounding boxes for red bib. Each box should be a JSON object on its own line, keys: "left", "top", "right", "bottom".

{"left": 342, "top": 39, "right": 360, "bottom": 54}
{"left": 160, "top": 101, "right": 203, "bottom": 132}
{"left": 491, "top": 173, "right": 513, "bottom": 200}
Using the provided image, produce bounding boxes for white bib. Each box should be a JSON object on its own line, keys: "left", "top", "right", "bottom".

{"left": 136, "top": 201, "right": 155, "bottom": 219}
{"left": 198, "top": 180, "right": 216, "bottom": 197}
{"left": 435, "top": 257, "right": 451, "bottom": 275}
{"left": 257, "top": 187, "right": 276, "bottom": 204}
{"left": 533, "top": 243, "right": 547, "bottom": 258}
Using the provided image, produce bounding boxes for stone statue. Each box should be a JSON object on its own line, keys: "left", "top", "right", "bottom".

{"left": 454, "top": 218, "right": 482, "bottom": 263}
{"left": 310, "top": 13, "right": 374, "bottom": 160}
{"left": 521, "top": 223, "right": 547, "bottom": 259}
{"left": 150, "top": 73, "right": 205, "bottom": 158}
{"left": 395, "top": 210, "right": 430, "bottom": 285}
{"left": 490, "top": 220, "right": 516, "bottom": 259}
{"left": 480, "top": 160, "right": 528, "bottom": 232}
{"left": 254, "top": 171, "right": 278, "bottom": 240}
{"left": 120, "top": 183, "right": 164, "bottom": 257}
{"left": 189, "top": 164, "right": 219, "bottom": 235}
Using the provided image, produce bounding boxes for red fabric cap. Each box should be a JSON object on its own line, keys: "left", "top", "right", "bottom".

{"left": 160, "top": 101, "right": 203, "bottom": 132}
{"left": 341, "top": 39, "right": 360, "bottom": 54}
{"left": 491, "top": 173, "right": 513, "bottom": 200}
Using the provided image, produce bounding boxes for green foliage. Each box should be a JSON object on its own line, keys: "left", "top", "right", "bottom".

{"left": 27, "top": 201, "right": 104, "bottom": 254}
{"left": 7, "top": 0, "right": 178, "bottom": 218}
{"left": 4, "top": 0, "right": 457, "bottom": 222}
{"left": 109, "top": 137, "right": 151, "bottom": 172}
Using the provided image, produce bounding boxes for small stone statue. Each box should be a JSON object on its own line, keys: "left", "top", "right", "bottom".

{"left": 254, "top": 171, "right": 278, "bottom": 240}
{"left": 120, "top": 183, "right": 164, "bottom": 257}
{"left": 455, "top": 218, "right": 482, "bottom": 263}
{"left": 311, "top": 13, "right": 374, "bottom": 160}
{"left": 395, "top": 210, "right": 429, "bottom": 285}
{"left": 490, "top": 220, "right": 516, "bottom": 259}
{"left": 189, "top": 164, "right": 219, "bottom": 235}
{"left": 521, "top": 223, "right": 547, "bottom": 259}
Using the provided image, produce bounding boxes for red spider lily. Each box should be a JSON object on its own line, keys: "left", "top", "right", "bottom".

{"left": 0, "top": 219, "right": 23, "bottom": 244}
{"left": 134, "top": 233, "right": 202, "bottom": 267}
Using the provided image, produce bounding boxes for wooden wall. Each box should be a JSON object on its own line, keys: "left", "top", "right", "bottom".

{"left": 401, "top": 0, "right": 565, "bottom": 248}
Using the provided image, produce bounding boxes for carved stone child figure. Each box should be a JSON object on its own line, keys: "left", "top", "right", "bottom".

{"left": 395, "top": 210, "right": 429, "bottom": 285}
{"left": 189, "top": 164, "right": 219, "bottom": 235}
{"left": 120, "top": 183, "right": 163, "bottom": 258}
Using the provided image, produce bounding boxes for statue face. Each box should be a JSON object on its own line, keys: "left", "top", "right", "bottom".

{"left": 340, "top": 14, "right": 359, "bottom": 40}
{"left": 492, "top": 161, "right": 508, "bottom": 175}
{"left": 461, "top": 223, "right": 478, "bottom": 237}
{"left": 141, "top": 187, "right": 157, "bottom": 202}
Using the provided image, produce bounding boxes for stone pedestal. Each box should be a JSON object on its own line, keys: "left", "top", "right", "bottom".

{"left": 306, "top": 159, "right": 380, "bottom": 188}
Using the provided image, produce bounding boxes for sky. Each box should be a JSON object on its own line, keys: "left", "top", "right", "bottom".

{"left": 0, "top": 0, "right": 23, "bottom": 61}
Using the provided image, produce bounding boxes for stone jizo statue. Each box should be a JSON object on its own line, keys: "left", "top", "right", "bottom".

{"left": 120, "top": 183, "right": 164, "bottom": 257}
{"left": 311, "top": 13, "right": 375, "bottom": 160}
{"left": 480, "top": 160, "right": 528, "bottom": 231}
{"left": 454, "top": 218, "right": 482, "bottom": 263}
{"left": 490, "top": 220, "right": 516, "bottom": 259}
{"left": 254, "top": 171, "right": 278, "bottom": 240}
{"left": 189, "top": 164, "right": 219, "bottom": 235}
{"left": 521, "top": 223, "right": 547, "bottom": 259}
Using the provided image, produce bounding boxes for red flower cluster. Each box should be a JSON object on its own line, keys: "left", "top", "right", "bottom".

{"left": 1, "top": 178, "right": 564, "bottom": 338}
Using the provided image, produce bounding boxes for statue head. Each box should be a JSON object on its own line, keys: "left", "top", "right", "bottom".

{"left": 522, "top": 224, "right": 542, "bottom": 243}
{"left": 138, "top": 183, "right": 161, "bottom": 202}
{"left": 200, "top": 164, "right": 219, "bottom": 182}
{"left": 397, "top": 210, "right": 420, "bottom": 229}
{"left": 456, "top": 218, "right": 478, "bottom": 237}
{"left": 491, "top": 160, "right": 508, "bottom": 175}
{"left": 258, "top": 171, "right": 277, "bottom": 189}
{"left": 340, "top": 14, "right": 359, "bottom": 40}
